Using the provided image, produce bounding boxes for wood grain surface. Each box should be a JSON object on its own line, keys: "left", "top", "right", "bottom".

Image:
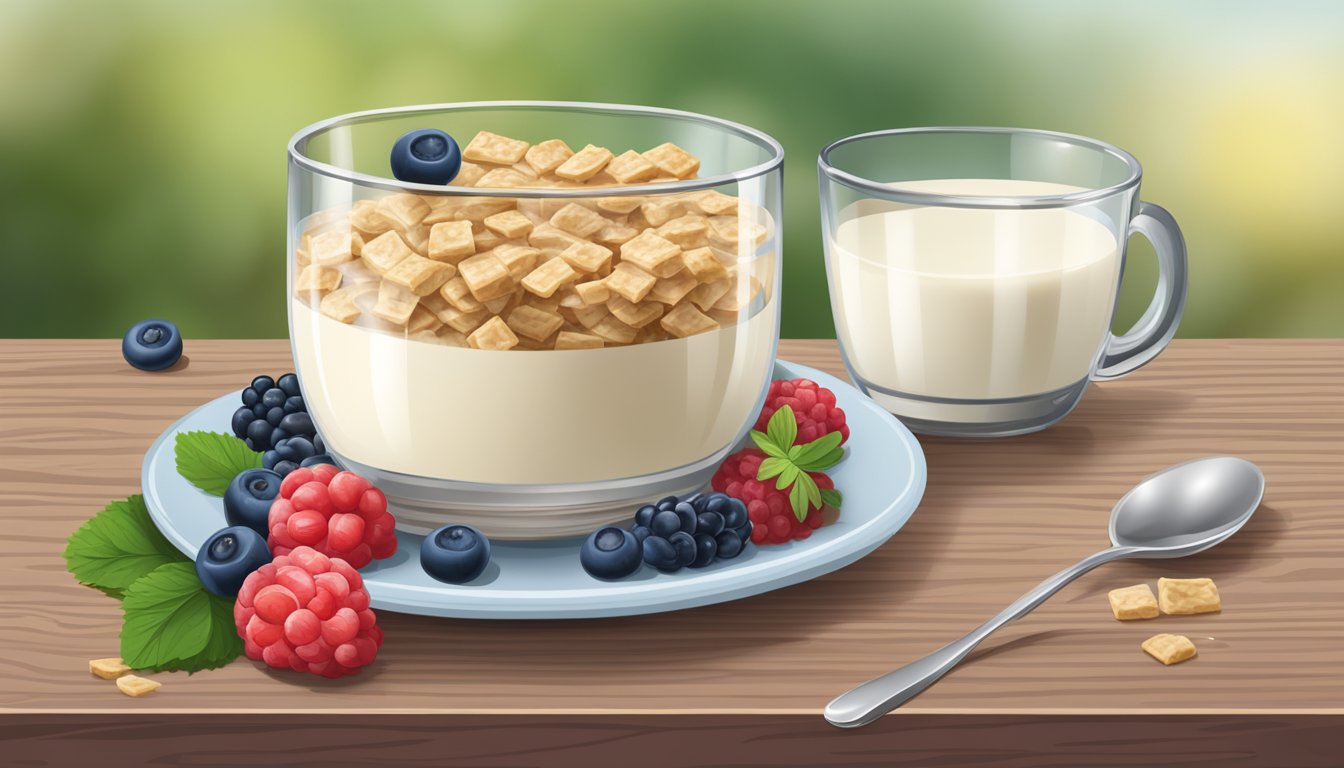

{"left": 0, "top": 339, "right": 1339, "bottom": 765}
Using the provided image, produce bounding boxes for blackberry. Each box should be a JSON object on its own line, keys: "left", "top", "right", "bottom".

{"left": 233, "top": 372, "right": 322, "bottom": 460}
{"left": 581, "top": 491, "right": 754, "bottom": 580}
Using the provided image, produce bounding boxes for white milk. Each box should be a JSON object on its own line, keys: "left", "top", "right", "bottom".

{"left": 830, "top": 179, "right": 1121, "bottom": 401}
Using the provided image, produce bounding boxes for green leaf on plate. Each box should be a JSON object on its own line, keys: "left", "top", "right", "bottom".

{"left": 791, "top": 431, "right": 844, "bottom": 471}
{"left": 63, "top": 495, "right": 189, "bottom": 594}
{"left": 175, "top": 430, "right": 262, "bottom": 496}
{"left": 820, "top": 488, "right": 844, "bottom": 509}
{"left": 757, "top": 456, "right": 792, "bottom": 480}
{"left": 765, "top": 405, "right": 798, "bottom": 452}
{"left": 749, "top": 429, "right": 788, "bottom": 459}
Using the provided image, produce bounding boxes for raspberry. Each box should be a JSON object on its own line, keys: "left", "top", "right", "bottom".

{"left": 754, "top": 378, "right": 849, "bottom": 446}
{"left": 711, "top": 448, "right": 828, "bottom": 545}
{"left": 267, "top": 466, "right": 397, "bottom": 569}
{"left": 234, "top": 546, "right": 383, "bottom": 678}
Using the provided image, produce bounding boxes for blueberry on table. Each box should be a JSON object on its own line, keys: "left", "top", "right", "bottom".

{"left": 421, "top": 524, "right": 491, "bottom": 584}
{"left": 580, "top": 526, "right": 643, "bottom": 580}
{"left": 224, "top": 468, "right": 282, "bottom": 537}
{"left": 668, "top": 531, "right": 697, "bottom": 566}
{"left": 689, "top": 533, "right": 718, "bottom": 568}
{"left": 121, "top": 319, "right": 182, "bottom": 371}
{"left": 390, "top": 128, "right": 462, "bottom": 185}
{"left": 195, "top": 526, "right": 271, "bottom": 597}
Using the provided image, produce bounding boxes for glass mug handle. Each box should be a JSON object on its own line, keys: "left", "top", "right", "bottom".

{"left": 1093, "top": 201, "right": 1189, "bottom": 380}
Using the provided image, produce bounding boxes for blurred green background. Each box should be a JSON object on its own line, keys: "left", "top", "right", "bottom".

{"left": 2, "top": 0, "right": 1341, "bottom": 339}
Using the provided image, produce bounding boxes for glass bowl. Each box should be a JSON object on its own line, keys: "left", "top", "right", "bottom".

{"left": 287, "top": 102, "right": 783, "bottom": 539}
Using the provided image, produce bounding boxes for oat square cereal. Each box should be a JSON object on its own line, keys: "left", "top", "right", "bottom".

{"left": 620, "top": 231, "right": 683, "bottom": 278}
{"left": 319, "top": 286, "right": 364, "bottom": 324}
{"left": 521, "top": 257, "right": 579, "bottom": 298}
{"left": 308, "top": 229, "right": 354, "bottom": 266}
{"left": 463, "top": 130, "right": 530, "bottom": 165}
{"left": 467, "top": 315, "right": 520, "bottom": 350}
{"left": 606, "top": 261, "right": 657, "bottom": 303}
{"left": 428, "top": 221, "right": 476, "bottom": 262}
{"left": 376, "top": 193, "right": 431, "bottom": 231}
{"left": 295, "top": 264, "right": 342, "bottom": 293}
{"left": 372, "top": 280, "right": 419, "bottom": 325}
{"left": 439, "top": 304, "right": 490, "bottom": 334}
{"left": 554, "top": 330, "right": 604, "bottom": 350}
{"left": 361, "top": 231, "right": 414, "bottom": 275}
{"left": 450, "top": 161, "right": 487, "bottom": 186}
{"left": 648, "top": 270, "right": 699, "bottom": 305}
{"left": 607, "top": 296, "right": 665, "bottom": 328}
{"left": 606, "top": 149, "right": 659, "bottom": 184}
{"left": 573, "top": 279, "right": 611, "bottom": 306}
{"left": 681, "top": 246, "right": 728, "bottom": 282}
{"left": 89, "top": 657, "right": 130, "bottom": 680}
{"left": 1142, "top": 633, "right": 1198, "bottom": 665}
{"left": 555, "top": 144, "right": 614, "bottom": 182}
{"left": 642, "top": 142, "right": 700, "bottom": 179}
{"left": 384, "top": 255, "right": 455, "bottom": 296}
{"left": 593, "top": 222, "right": 639, "bottom": 249}
{"left": 456, "top": 252, "right": 515, "bottom": 302}
{"left": 559, "top": 241, "right": 613, "bottom": 274}
{"left": 483, "top": 209, "right": 534, "bottom": 239}
{"left": 660, "top": 300, "right": 719, "bottom": 338}
{"left": 439, "top": 276, "right": 483, "bottom": 312}
{"left": 506, "top": 305, "right": 565, "bottom": 342}
{"left": 475, "top": 167, "right": 536, "bottom": 189}
{"left": 591, "top": 314, "right": 638, "bottom": 345}
{"left": 596, "top": 195, "right": 645, "bottom": 215}
{"left": 529, "top": 222, "right": 585, "bottom": 250}
{"left": 1107, "top": 584, "right": 1160, "bottom": 620}
{"left": 116, "top": 675, "right": 161, "bottom": 697}
{"left": 1158, "top": 577, "right": 1222, "bottom": 615}
{"left": 524, "top": 138, "right": 575, "bottom": 175}
{"left": 494, "top": 244, "right": 541, "bottom": 283}
{"left": 550, "top": 203, "right": 607, "bottom": 238}
{"left": 639, "top": 198, "right": 686, "bottom": 227}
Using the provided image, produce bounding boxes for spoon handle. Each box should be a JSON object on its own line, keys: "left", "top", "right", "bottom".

{"left": 825, "top": 545, "right": 1136, "bottom": 728}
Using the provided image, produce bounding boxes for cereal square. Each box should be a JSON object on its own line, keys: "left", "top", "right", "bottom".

{"left": 89, "top": 657, "right": 130, "bottom": 680}
{"left": 462, "top": 130, "right": 530, "bottom": 165}
{"left": 295, "top": 264, "right": 342, "bottom": 293}
{"left": 554, "top": 330, "right": 604, "bottom": 350}
{"left": 1142, "top": 633, "right": 1198, "bottom": 665}
{"left": 620, "top": 231, "right": 683, "bottom": 278}
{"left": 521, "top": 257, "right": 579, "bottom": 298}
{"left": 524, "top": 138, "right": 575, "bottom": 175}
{"left": 639, "top": 198, "right": 686, "bottom": 227}
{"left": 687, "top": 277, "right": 731, "bottom": 312}
{"left": 1107, "top": 584, "right": 1160, "bottom": 620}
{"left": 560, "top": 241, "right": 613, "bottom": 274}
{"left": 376, "top": 193, "right": 431, "bottom": 231}
{"left": 350, "top": 199, "right": 394, "bottom": 234}
{"left": 642, "top": 142, "right": 700, "bottom": 179}
{"left": 372, "top": 280, "right": 419, "bottom": 325}
{"left": 596, "top": 196, "right": 645, "bottom": 215}
{"left": 361, "top": 230, "right": 414, "bottom": 275}
{"left": 428, "top": 221, "right": 476, "bottom": 262}
{"left": 686, "top": 189, "right": 738, "bottom": 215}
{"left": 450, "top": 161, "right": 487, "bottom": 186}
{"left": 555, "top": 144, "right": 614, "bottom": 181}
{"left": 309, "top": 229, "right": 354, "bottom": 266}
{"left": 606, "top": 149, "right": 659, "bottom": 184}
{"left": 593, "top": 222, "right": 639, "bottom": 249}
{"left": 467, "top": 315, "right": 520, "bottom": 351}
{"left": 681, "top": 246, "right": 728, "bottom": 282}
{"left": 550, "top": 203, "right": 607, "bottom": 238}
{"left": 440, "top": 276, "right": 483, "bottom": 312}
{"left": 483, "top": 209, "right": 535, "bottom": 239}
{"left": 649, "top": 270, "right": 699, "bottom": 305}
{"left": 591, "top": 315, "right": 637, "bottom": 345}
{"left": 606, "top": 261, "right": 657, "bottom": 303}
{"left": 573, "top": 279, "right": 611, "bottom": 306}
{"left": 607, "top": 295, "right": 665, "bottom": 328}
{"left": 661, "top": 301, "right": 719, "bottom": 338}
{"left": 406, "top": 304, "right": 443, "bottom": 334}
{"left": 494, "top": 244, "right": 541, "bottom": 282}
{"left": 439, "top": 304, "right": 490, "bottom": 334}
{"left": 384, "top": 255, "right": 454, "bottom": 296}
{"left": 506, "top": 304, "right": 565, "bottom": 342}
{"left": 568, "top": 302, "right": 610, "bottom": 329}
{"left": 529, "top": 222, "right": 585, "bottom": 250}
{"left": 656, "top": 215, "right": 709, "bottom": 245}
{"left": 116, "top": 675, "right": 161, "bottom": 697}
{"left": 475, "top": 167, "right": 536, "bottom": 189}
{"left": 320, "top": 286, "right": 364, "bottom": 323}
{"left": 457, "top": 252, "right": 515, "bottom": 302}
{"left": 1158, "top": 577, "right": 1222, "bottom": 615}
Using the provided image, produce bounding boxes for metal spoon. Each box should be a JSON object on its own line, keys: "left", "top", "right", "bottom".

{"left": 825, "top": 456, "right": 1265, "bottom": 728}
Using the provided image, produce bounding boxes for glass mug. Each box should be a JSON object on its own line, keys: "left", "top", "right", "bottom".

{"left": 818, "top": 127, "right": 1187, "bottom": 437}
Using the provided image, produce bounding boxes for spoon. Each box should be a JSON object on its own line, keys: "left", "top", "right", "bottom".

{"left": 825, "top": 456, "right": 1265, "bottom": 728}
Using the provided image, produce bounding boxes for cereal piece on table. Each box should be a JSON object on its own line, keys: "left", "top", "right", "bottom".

{"left": 376, "top": 193, "right": 431, "bottom": 231}
{"left": 682, "top": 246, "right": 728, "bottom": 282}
{"left": 494, "top": 244, "right": 541, "bottom": 283}
{"left": 406, "top": 304, "right": 443, "bottom": 334}
{"left": 384, "top": 255, "right": 455, "bottom": 296}
{"left": 116, "top": 675, "right": 161, "bottom": 698}
{"left": 89, "top": 657, "right": 130, "bottom": 680}
{"left": 550, "top": 203, "right": 607, "bottom": 238}
{"left": 555, "top": 330, "right": 604, "bottom": 350}
{"left": 661, "top": 300, "right": 719, "bottom": 338}
{"left": 319, "top": 286, "right": 364, "bottom": 323}
{"left": 591, "top": 315, "right": 638, "bottom": 345}
{"left": 656, "top": 214, "right": 709, "bottom": 246}
{"left": 573, "top": 279, "right": 611, "bottom": 306}
{"left": 1157, "top": 577, "right": 1222, "bottom": 615}
{"left": 529, "top": 222, "right": 585, "bottom": 250}
{"left": 467, "top": 315, "right": 520, "bottom": 351}
{"left": 457, "top": 252, "right": 515, "bottom": 302}
{"left": 642, "top": 142, "right": 700, "bottom": 179}
{"left": 606, "top": 149, "right": 659, "bottom": 184}
{"left": 521, "top": 257, "right": 579, "bottom": 298}
{"left": 372, "top": 280, "right": 419, "bottom": 325}
{"left": 440, "top": 276, "right": 483, "bottom": 312}
{"left": 649, "top": 270, "right": 698, "bottom": 305}
{"left": 308, "top": 229, "right": 354, "bottom": 266}
{"left": 475, "top": 167, "right": 537, "bottom": 189}
{"left": 350, "top": 199, "right": 395, "bottom": 235}
{"left": 620, "top": 231, "right": 684, "bottom": 278}
{"left": 428, "top": 221, "right": 476, "bottom": 263}
{"left": 688, "top": 278, "right": 731, "bottom": 312}
{"left": 560, "top": 241, "right": 613, "bottom": 274}
{"left": 569, "top": 302, "right": 610, "bottom": 330}
{"left": 685, "top": 189, "right": 739, "bottom": 216}
{"left": 596, "top": 196, "right": 645, "bottom": 215}
{"left": 593, "top": 222, "right": 639, "bottom": 250}
{"left": 483, "top": 210, "right": 535, "bottom": 239}
{"left": 607, "top": 295, "right": 665, "bottom": 328}
{"left": 1108, "top": 584, "right": 1160, "bottom": 620}
{"left": 555, "top": 144, "right": 614, "bottom": 182}
{"left": 639, "top": 198, "right": 686, "bottom": 228}
{"left": 506, "top": 304, "right": 565, "bottom": 342}
{"left": 1142, "top": 633, "right": 1198, "bottom": 665}
{"left": 449, "top": 161, "right": 487, "bottom": 187}
{"left": 361, "top": 230, "right": 414, "bottom": 275}
{"left": 462, "top": 130, "right": 530, "bottom": 165}
{"left": 295, "top": 264, "right": 342, "bottom": 293}
{"left": 524, "top": 139, "right": 575, "bottom": 175}
{"left": 606, "top": 261, "right": 657, "bottom": 303}
{"left": 438, "top": 304, "right": 490, "bottom": 335}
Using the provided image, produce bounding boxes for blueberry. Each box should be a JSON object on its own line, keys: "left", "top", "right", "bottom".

{"left": 633, "top": 504, "right": 658, "bottom": 529}
{"left": 715, "top": 530, "right": 744, "bottom": 559}
{"left": 274, "top": 460, "right": 299, "bottom": 476}
{"left": 641, "top": 535, "right": 679, "bottom": 572}
{"left": 242, "top": 387, "right": 260, "bottom": 407}
{"left": 283, "top": 395, "right": 305, "bottom": 414}
{"left": 722, "top": 497, "right": 748, "bottom": 530}
{"left": 696, "top": 511, "right": 724, "bottom": 537}
{"left": 286, "top": 435, "right": 316, "bottom": 460}
{"left": 689, "top": 533, "right": 718, "bottom": 568}
{"left": 261, "top": 388, "right": 286, "bottom": 410}
{"left": 656, "top": 495, "right": 679, "bottom": 512}
{"left": 261, "top": 449, "right": 280, "bottom": 469}
{"left": 703, "top": 493, "right": 731, "bottom": 516}
{"left": 269, "top": 427, "right": 290, "bottom": 447}
{"left": 266, "top": 406, "right": 286, "bottom": 426}
{"left": 651, "top": 509, "right": 681, "bottom": 538}
{"left": 277, "top": 373, "right": 301, "bottom": 397}
{"left": 673, "top": 502, "right": 698, "bottom": 534}
{"left": 231, "top": 406, "right": 255, "bottom": 438}
{"left": 224, "top": 468, "right": 282, "bottom": 536}
{"left": 246, "top": 419, "right": 273, "bottom": 449}
{"left": 251, "top": 376, "right": 275, "bottom": 393}
{"left": 668, "top": 531, "right": 697, "bottom": 566}
{"left": 121, "top": 319, "right": 182, "bottom": 371}
{"left": 390, "top": 128, "right": 462, "bottom": 185}
{"left": 301, "top": 454, "right": 335, "bottom": 468}
{"left": 252, "top": 403, "right": 268, "bottom": 418}
{"left": 421, "top": 524, "right": 490, "bottom": 584}
{"left": 279, "top": 411, "right": 315, "bottom": 437}
{"left": 195, "top": 526, "right": 270, "bottom": 597}
{"left": 580, "top": 526, "right": 643, "bottom": 580}
{"left": 630, "top": 524, "right": 652, "bottom": 543}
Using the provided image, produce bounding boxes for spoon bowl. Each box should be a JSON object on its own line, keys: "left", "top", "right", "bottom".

{"left": 1109, "top": 456, "right": 1265, "bottom": 556}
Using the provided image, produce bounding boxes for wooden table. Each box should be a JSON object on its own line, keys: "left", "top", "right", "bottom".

{"left": 0, "top": 339, "right": 1339, "bottom": 767}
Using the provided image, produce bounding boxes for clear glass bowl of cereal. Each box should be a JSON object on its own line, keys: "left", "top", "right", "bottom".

{"left": 287, "top": 102, "right": 782, "bottom": 540}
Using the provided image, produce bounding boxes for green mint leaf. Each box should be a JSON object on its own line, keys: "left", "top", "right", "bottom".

{"left": 175, "top": 431, "right": 262, "bottom": 496}
{"left": 787, "top": 444, "right": 803, "bottom": 461}
{"left": 120, "top": 562, "right": 242, "bottom": 673}
{"left": 798, "top": 471, "right": 822, "bottom": 510}
{"left": 820, "top": 488, "right": 844, "bottom": 509}
{"left": 775, "top": 463, "right": 800, "bottom": 491}
{"left": 791, "top": 432, "right": 844, "bottom": 470}
{"left": 765, "top": 405, "right": 798, "bottom": 451}
{"left": 749, "top": 430, "right": 789, "bottom": 459}
{"left": 788, "top": 477, "right": 810, "bottom": 522}
{"left": 758, "top": 456, "right": 792, "bottom": 480}
{"left": 64, "top": 495, "right": 189, "bottom": 592}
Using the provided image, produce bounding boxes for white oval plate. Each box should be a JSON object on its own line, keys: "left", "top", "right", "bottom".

{"left": 143, "top": 359, "right": 926, "bottom": 619}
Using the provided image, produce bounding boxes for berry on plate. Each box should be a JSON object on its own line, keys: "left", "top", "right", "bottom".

{"left": 233, "top": 546, "right": 383, "bottom": 678}
{"left": 121, "top": 319, "right": 183, "bottom": 371}
{"left": 390, "top": 128, "right": 462, "bottom": 185}
{"left": 224, "top": 468, "right": 282, "bottom": 537}
{"left": 233, "top": 373, "right": 321, "bottom": 455}
{"left": 195, "top": 526, "right": 271, "bottom": 597}
{"left": 754, "top": 378, "right": 848, "bottom": 446}
{"left": 579, "top": 491, "right": 751, "bottom": 580}
{"left": 267, "top": 465, "right": 397, "bottom": 569}
{"left": 420, "top": 524, "right": 492, "bottom": 584}
{"left": 580, "top": 526, "right": 642, "bottom": 580}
